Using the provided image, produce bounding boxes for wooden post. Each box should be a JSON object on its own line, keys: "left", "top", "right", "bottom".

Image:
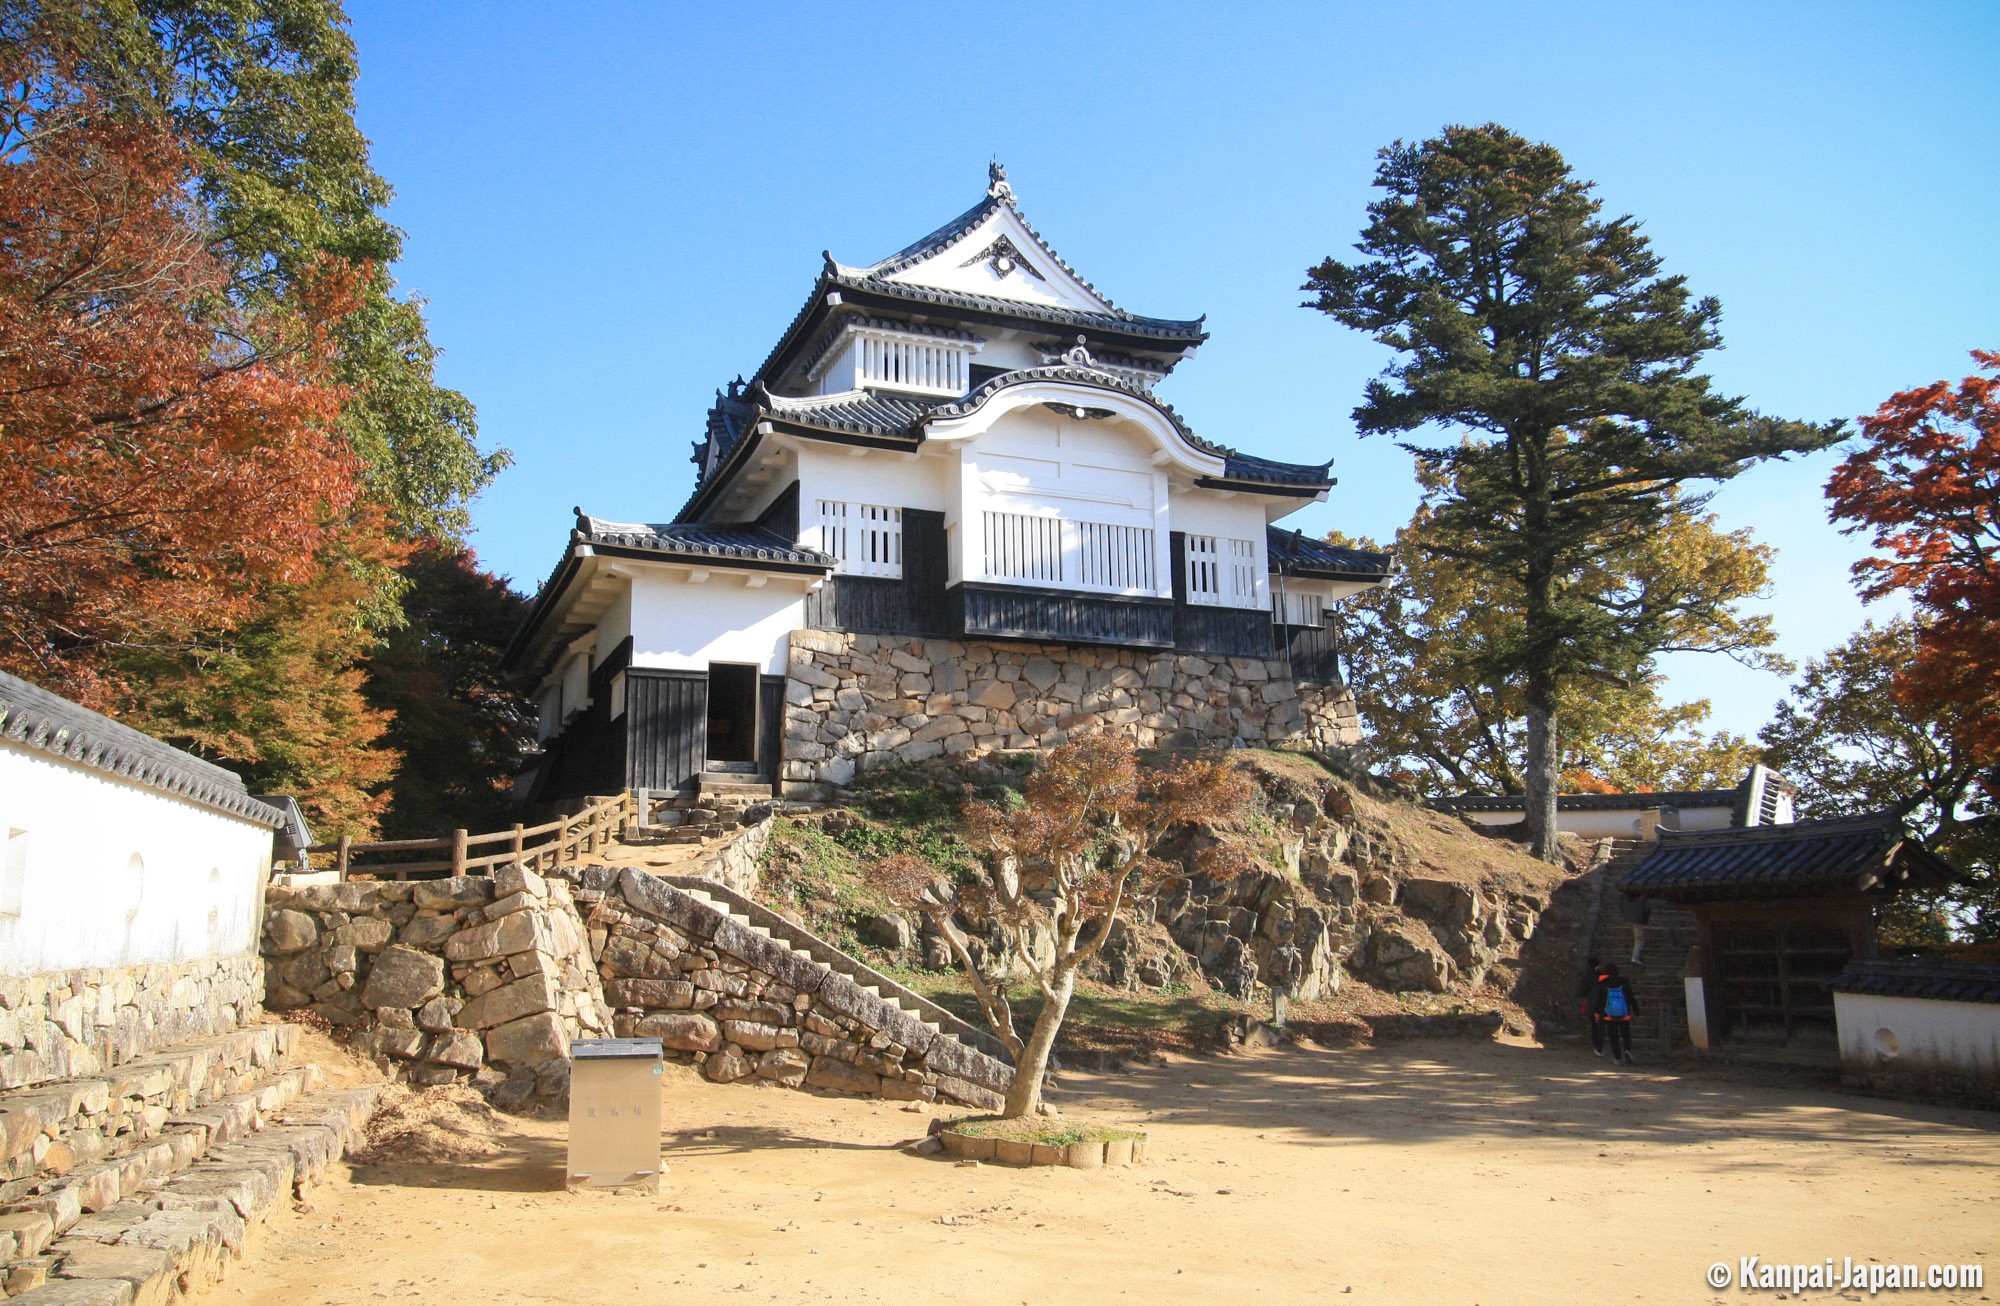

{"left": 510, "top": 823, "right": 524, "bottom": 867}
{"left": 336, "top": 835, "right": 352, "bottom": 882}
{"left": 555, "top": 813, "right": 570, "bottom": 869}
{"left": 451, "top": 829, "right": 468, "bottom": 876}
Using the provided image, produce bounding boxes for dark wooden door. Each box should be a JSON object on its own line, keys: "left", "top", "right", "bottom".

{"left": 624, "top": 669, "right": 706, "bottom": 792}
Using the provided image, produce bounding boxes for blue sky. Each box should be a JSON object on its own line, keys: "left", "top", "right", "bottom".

{"left": 345, "top": 1, "right": 1997, "bottom": 739}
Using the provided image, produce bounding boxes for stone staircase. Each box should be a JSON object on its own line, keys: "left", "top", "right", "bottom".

{"left": 663, "top": 877, "right": 1014, "bottom": 1067}
{"left": 0, "top": 1021, "right": 380, "bottom": 1301}
{"left": 1585, "top": 840, "right": 1699, "bottom": 1051}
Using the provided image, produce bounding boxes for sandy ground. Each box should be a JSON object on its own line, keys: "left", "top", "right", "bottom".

{"left": 211, "top": 1038, "right": 1998, "bottom": 1306}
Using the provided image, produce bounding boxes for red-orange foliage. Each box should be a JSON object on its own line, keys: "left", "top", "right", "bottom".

{"left": 1827, "top": 350, "right": 2000, "bottom": 769}
{"left": 0, "top": 80, "right": 363, "bottom": 707}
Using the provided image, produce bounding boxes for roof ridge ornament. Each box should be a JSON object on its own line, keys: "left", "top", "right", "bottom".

{"left": 1062, "top": 335, "right": 1094, "bottom": 367}
{"left": 987, "top": 160, "right": 1012, "bottom": 202}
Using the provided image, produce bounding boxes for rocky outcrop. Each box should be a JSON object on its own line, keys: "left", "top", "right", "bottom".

{"left": 824, "top": 757, "right": 1571, "bottom": 1006}
{"left": 781, "top": 630, "right": 1359, "bottom": 795}
{"left": 261, "top": 866, "right": 613, "bottom": 1106}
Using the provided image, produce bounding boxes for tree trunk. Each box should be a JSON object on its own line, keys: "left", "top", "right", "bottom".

{"left": 1000, "top": 967, "right": 1076, "bottom": 1119}
{"left": 1523, "top": 686, "right": 1562, "bottom": 863}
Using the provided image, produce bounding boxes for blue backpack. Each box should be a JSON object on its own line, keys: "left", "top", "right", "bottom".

{"left": 1603, "top": 985, "right": 1630, "bottom": 1020}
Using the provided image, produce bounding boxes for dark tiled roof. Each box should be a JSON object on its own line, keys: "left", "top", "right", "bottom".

{"left": 1827, "top": 959, "right": 2000, "bottom": 1006}
{"left": 1436, "top": 789, "right": 1739, "bottom": 814}
{"left": 1620, "top": 813, "right": 1959, "bottom": 903}
{"left": 1220, "top": 451, "right": 1338, "bottom": 489}
{"left": 828, "top": 271, "right": 1206, "bottom": 342}
{"left": 758, "top": 389, "right": 938, "bottom": 438}
{"left": 691, "top": 391, "right": 757, "bottom": 486}
{"left": 1266, "top": 529, "right": 1393, "bottom": 579}
{"left": 854, "top": 164, "right": 1187, "bottom": 335}
{"left": 0, "top": 672, "right": 283, "bottom": 827}
{"left": 577, "top": 515, "right": 832, "bottom": 568}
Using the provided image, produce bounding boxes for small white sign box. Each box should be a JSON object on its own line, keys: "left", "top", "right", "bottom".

{"left": 568, "top": 1038, "right": 664, "bottom": 1192}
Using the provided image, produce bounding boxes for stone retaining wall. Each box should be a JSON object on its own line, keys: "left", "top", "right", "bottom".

{"left": 781, "top": 629, "right": 1360, "bottom": 792}
{"left": 563, "top": 866, "right": 1008, "bottom": 1110}
{"left": 0, "top": 956, "right": 265, "bottom": 1093}
{"left": 261, "top": 867, "right": 611, "bottom": 1106}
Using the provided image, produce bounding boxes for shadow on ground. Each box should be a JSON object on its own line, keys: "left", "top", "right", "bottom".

{"left": 1059, "top": 1038, "right": 2000, "bottom": 1171}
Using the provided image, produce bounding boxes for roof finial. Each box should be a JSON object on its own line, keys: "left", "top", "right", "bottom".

{"left": 987, "top": 159, "right": 1012, "bottom": 202}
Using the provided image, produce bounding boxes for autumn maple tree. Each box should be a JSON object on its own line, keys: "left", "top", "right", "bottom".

{"left": 873, "top": 736, "right": 1253, "bottom": 1118}
{"left": 0, "top": 57, "right": 363, "bottom": 707}
{"left": 1826, "top": 350, "right": 2000, "bottom": 778}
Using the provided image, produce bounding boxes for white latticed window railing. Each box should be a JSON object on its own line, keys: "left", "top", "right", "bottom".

{"left": 1075, "top": 521, "right": 1156, "bottom": 592}
{"left": 1185, "top": 534, "right": 1259, "bottom": 607}
{"left": 1275, "top": 590, "right": 1325, "bottom": 627}
{"left": 983, "top": 512, "right": 1157, "bottom": 593}
{"left": 982, "top": 511, "right": 1064, "bottom": 584}
{"left": 855, "top": 332, "right": 971, "bottom": 396}
{"left": 816, "top": 500, "right": 902, "bottom": 578}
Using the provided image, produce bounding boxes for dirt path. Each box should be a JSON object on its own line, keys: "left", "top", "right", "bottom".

{"left": 214, "top": 1039, "right": 1998, "bottom": 1305}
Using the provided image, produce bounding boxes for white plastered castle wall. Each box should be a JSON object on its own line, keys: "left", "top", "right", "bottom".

{"left": 625, "top": 568, "right": 809, "bottom": 675}
{"left": 954, "top": 405, "right": 1173, "bottom": 594}
{"left": 0, "top": 744, "right": 272, "bottom": 974}
{"left": 1834, "top": 991, "right": 2000, "bottom": 1092}
{"left": 794, "top": 442, "right": 953, "bottom": 518}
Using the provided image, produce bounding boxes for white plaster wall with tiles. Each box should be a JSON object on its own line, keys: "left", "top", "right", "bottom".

{"left": 0, "top": 744, "right": 272, "bottom": 974}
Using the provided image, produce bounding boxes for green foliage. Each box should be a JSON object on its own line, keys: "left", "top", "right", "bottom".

{"left": 1330, "top": 478, "right": 1775, "bottom": 796}
{"left": 1304, "top": 122, "right": 1839, "bottom": 856}
{"left": 362, "top": 541, "right": 535, "bottom": 839}
{"left": 1761, "top": 621, "right": 1998, "bottom": 941}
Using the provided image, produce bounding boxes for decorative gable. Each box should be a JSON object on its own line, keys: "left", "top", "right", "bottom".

{"left": 882, "top": 202, "right": 1118, "bottom": 316}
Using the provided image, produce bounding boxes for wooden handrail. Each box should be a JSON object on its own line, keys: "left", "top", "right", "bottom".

{"left": 298, "top": 792, "right": 634, "bottom": 881}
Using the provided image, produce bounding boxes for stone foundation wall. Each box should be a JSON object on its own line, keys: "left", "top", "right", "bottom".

{"left": 563, "top": 866, "right": 1008, "bottom": 1110}
{"left": 781, "top": 630, "right": 1361, "bottom": 791}
{"left": 261, "top": 867, "right": 612, "bottom": 1106}
{"left": 0, "top": 955, "right": 265, "bottom": 1092}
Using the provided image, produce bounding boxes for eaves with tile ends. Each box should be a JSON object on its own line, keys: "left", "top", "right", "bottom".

{"left": 0, "top": 671, "right": 283, "bottom": 827}
{"left": 1618, "top": 813, "right": 1962, "bottom": 903}
{"left": 1266, "top": 528, "right": 1392, "bottom": 581}
{"left": 1827, "top": 959, "right": 2000, "bottom": 1005}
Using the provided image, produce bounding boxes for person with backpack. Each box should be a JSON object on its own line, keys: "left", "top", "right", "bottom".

{"left": 1595, "top": 963, "right": 1638, "bottom": 1064}
{"left": 1574, "top": 956, "right": 1610, "bottom": 1057}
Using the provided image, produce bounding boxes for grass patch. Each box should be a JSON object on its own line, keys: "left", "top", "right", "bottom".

{"left": 898, "top": 970, "right": 1251, "bottom": 1057}
{"left": 944, "top": 1116, "right": 1145, "bottom": 1146}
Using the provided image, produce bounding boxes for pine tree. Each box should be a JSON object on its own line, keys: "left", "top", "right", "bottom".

{"left": 1305, "top": 124, "right": 1838, "bottom": 859}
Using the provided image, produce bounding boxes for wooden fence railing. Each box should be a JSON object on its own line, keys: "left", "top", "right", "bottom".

{"left": 297, "top": 792, "right": 635, "bottom": 881}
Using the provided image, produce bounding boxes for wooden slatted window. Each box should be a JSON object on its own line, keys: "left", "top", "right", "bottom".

{"left": 1075, "top": 521, "right": 1156, "bottom": 592}
{"left": 1186, "top": 534, "right": 1223, "bottom": 605}
{"left": 983, "top": 511, "right": 1064, "bottom": 584}
{"left": 1275, "top": 590, "right": 1325, "bottom": 627}
{"left": 816, "top": 500, "right": 902, "bottom": 578}
{"left": 1229, "top": 538, "right": 1259, "bottom": 605}
{"left": 1188, "top": 535, "right": 1257, "bottom": 607}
